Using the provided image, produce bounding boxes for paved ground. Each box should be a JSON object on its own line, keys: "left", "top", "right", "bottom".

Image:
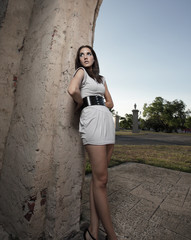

{"left": 75, "top": 163, "right": 191, "bottom": 240}
{"left": 71, "top": 133, "right": 191, "bottom": 240}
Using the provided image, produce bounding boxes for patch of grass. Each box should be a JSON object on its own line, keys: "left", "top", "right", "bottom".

{"left": 85, "top": 161, "right": 92, "bottom": 175}
{"left": 111, "top": 145, "right": 191, "bottom": 173}
{"left": 115, "top": 130, "right": 144, "bottom": 136}
{"left": 85, "top": 145, "right": 191, "bottom": 174}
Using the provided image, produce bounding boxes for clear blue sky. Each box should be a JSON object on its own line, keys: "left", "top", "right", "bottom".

{"left": 94, "top": 0, "right": 191, "bottom": 117}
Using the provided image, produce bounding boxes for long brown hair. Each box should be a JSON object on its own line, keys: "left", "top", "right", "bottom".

{"left": 75, "top": 45, "right": 103, "bottom": 83}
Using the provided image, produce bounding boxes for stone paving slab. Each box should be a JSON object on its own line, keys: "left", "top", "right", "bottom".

{"left": 80, "top": 163, "right": 191, "bottom": 240}
{"left": 1, "top": 162, "right": 190, "bottom": 239}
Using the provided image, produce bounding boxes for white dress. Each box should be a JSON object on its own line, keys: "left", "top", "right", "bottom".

{"left": 74, "top": 67, "right": 115, "bottom": 145}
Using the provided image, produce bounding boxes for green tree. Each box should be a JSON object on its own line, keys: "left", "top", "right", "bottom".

{"left": 119, "top": 114, "right": 133, "bottom": 129}
{"left": 143, "top": 97, "right": 165, "bottom": 131}
{"left": 162, "top": 100, "right": 187, "bottom": 132}
{"left": 143, "top": 97, "right": 189, "bottom": 132}
{"left": 185, "top": 116, "right": 191, "bottom": 129}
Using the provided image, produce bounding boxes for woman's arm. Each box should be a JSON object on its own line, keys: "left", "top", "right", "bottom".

{"left": 104, "top": 82, "right": 114, "bottom": 109}
{"left": 68, "top": 69, "right": 84, "bottom": 110}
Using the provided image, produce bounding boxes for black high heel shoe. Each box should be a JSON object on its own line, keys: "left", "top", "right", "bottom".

{"left": 83, "top": 228, "right": 96, "bottom": 240}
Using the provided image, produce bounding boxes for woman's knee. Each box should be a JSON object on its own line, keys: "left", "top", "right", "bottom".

{"left": 93, "top": 173, "right": 108, "bottom": 188}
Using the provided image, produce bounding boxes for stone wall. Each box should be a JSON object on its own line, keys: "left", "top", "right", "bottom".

{"left": 0, "top": 0, "right": 9, "bottom": 26}
{"left": 0, "top": 0, "right": 34, "bottom": 169}
{"left": 0, "top": 0, "right": 103, "bottom": 239}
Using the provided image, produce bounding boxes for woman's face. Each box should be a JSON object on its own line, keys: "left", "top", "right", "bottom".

{"left": 79, "top": 47, "right": 94, "bottom": 69}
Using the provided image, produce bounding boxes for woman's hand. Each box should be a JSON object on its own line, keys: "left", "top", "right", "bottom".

{"left": 75, "top": 100, "right": 83, "bottom": 112}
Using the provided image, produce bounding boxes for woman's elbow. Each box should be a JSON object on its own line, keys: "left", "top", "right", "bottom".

{"left": 68, "top": 87, "right": 76, "bottom": 97}
{"left": 109, "top": 99, "right": 114, "bottom": 109}
{"left": 110, "top": 102, "right": 114, "bottom": 109}
{"left": 105, "top": 101, "right": 114, "bottom": 109}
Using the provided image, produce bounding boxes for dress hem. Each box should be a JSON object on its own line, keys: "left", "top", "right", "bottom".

{"left": 82, "top": 140, "right": 115, "bottom": 146}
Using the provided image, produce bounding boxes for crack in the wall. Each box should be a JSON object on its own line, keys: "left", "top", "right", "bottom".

{"left": 0, "top": 0, "right": 9, "bottom": 28}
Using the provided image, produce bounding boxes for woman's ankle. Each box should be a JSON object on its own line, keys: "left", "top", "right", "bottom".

{"left": 89, "top": 225, "right": 98, "bottom": 239}
{"left": 106, "top": 233, "right": 118, "bottom": 240}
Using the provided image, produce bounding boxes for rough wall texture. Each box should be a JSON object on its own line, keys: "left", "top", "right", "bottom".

{"left": 0, "top": 0, "right": 103, "bottom": 239}
{"left": 0, "top": 0, "right": 9, "bottom": 27}
{"left": 0, "top": 0, "right": 34, "bottom": 169}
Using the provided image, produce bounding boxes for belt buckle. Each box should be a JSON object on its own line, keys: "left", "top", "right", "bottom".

{"left": 86, "top": 96, "right": 91, "bottom": 106}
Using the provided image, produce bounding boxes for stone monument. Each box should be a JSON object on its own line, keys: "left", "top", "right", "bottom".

{"left": 132, "top": 104, "right": 140, "bottom": 133}
{"left": 115, "top": 111, "right": 120, "bottom": 131}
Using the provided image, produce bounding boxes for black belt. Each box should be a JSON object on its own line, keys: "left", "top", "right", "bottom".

{"left": 82, "top": 95, "right": 105, "bottom": 109}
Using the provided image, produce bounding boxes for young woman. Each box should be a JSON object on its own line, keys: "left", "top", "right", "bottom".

{"left": 68, "top": 45, "right": 118, "bottom": 240}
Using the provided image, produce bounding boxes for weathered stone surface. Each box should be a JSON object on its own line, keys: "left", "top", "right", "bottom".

{"left": 0, "top": 0, "right": 9, "bottom": 27}
{"left": 0, "top": 0, "right": 103, "bottom": 239}
{"left": 0, "top": 0, "right": 34, "bottom": 169}
{"left": 0, "top": 225, "right": 9, "bottom": 240}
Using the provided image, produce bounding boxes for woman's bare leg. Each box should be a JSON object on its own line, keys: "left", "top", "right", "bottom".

{"left": 86, "top": 144, "right": 114, "bottom": 239}
{"left": 88, "top": 180, "right": 99, "bottom": 239}
{"left": 85, "top": 144, "right": 117, "bottom": 240}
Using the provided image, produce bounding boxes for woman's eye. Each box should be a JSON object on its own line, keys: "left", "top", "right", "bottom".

{"left": 79, "top": 53, "right": 84, "bottom": 57}
{"left": 87, "top": 52, "right": 92, "bottom": 56}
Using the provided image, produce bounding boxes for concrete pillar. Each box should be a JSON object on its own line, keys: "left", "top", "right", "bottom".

{"left": 0, "top": 0, "right": 103, "bottom": 239}
{"left": 115, "top": 113, "right": 120, "bottom": 131}
{"left": 132, "top": 104, "right": 139, "bottom": 133}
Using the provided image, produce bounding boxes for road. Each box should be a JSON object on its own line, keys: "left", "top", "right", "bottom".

{"left": 115, "top": 132, "right": 191, "bottom": 146}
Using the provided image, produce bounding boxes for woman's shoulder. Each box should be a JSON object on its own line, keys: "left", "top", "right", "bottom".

{"left": 73, "top": 67, "right": 88, "bottom": 86}
{"left": 101, "top": 76, "right": 106, "bottom": 85}
{"left": 73, "top": 67, "right": 87, "bottom": 77}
